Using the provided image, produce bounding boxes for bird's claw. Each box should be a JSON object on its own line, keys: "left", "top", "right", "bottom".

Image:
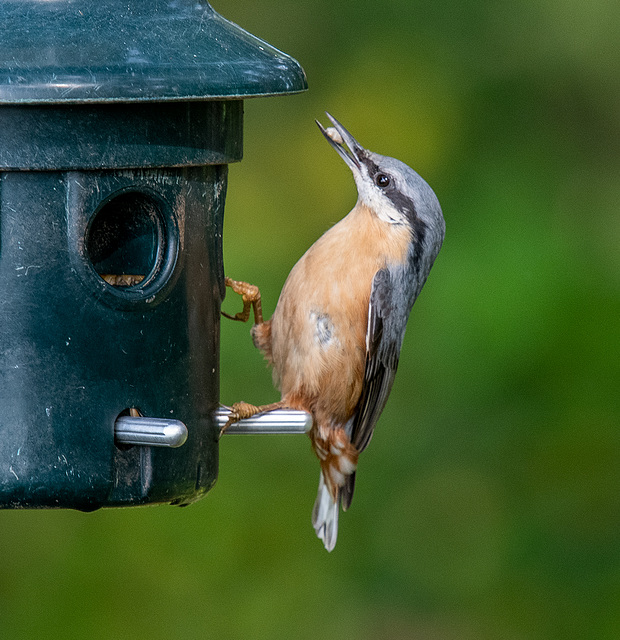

{"left": 219, "top": 401, "right": 263, "bottom": 438}
{"left": 222, "top": 277, "right": 264, "bottom": 324}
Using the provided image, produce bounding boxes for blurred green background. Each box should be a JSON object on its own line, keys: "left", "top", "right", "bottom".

{"left": 2, "top": 1, "right": 619, "bottom": 638}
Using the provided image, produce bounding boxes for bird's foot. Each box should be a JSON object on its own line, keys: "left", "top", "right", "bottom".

{"left": 219, "top": 400, "right": 286, "bottom": 437}
{"left": 222, "top": 277, "right": 264, "bottom": 324}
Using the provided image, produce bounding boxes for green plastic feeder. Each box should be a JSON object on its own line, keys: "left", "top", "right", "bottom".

{"left": 0, "top": 0, "right": 307, "bottom": 510}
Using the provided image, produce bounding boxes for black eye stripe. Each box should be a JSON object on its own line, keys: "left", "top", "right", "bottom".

{"left": 361, "top": 156, "right": 418, "bottom": 222}
{"left": 364, "top": 158, "right": 392, "bottom": 189}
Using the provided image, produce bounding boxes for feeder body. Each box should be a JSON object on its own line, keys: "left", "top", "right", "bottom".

{"left": 0, "top": 0, "right": 306, "bottom": 508}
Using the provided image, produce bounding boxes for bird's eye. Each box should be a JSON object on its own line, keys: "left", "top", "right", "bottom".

{"left": 375, "top": 173, "right": 391, "bottom": 188}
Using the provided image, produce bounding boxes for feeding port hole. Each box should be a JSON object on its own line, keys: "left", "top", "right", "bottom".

{"left": 86, "top": 190, "right": 167, "bottom": 288}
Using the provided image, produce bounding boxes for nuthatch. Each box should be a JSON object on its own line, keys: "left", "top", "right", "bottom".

{"left": 223, "top": 113, "right": 445, "bottom": 551}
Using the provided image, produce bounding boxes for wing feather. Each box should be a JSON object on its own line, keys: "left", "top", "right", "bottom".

{"left": 351, "top": 268, "right": 402, "bottom": 451}
{"left": 341, "top": 268, "right": 405, "bottom": 510}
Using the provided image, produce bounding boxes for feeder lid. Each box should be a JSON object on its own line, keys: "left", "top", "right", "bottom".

{"left": 0, "top": 0, "right": 307, "bottom": 104}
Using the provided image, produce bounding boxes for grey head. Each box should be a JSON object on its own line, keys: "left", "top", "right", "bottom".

{"left": 316, "top": 112, "right": 445, "bottom": 273}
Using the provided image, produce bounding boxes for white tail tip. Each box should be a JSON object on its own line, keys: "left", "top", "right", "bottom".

{"left": 312, "top": 472, "right": 339, "bottom": 552}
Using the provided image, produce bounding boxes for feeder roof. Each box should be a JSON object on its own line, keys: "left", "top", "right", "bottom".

{"left": 0, "top": 0, "right": 308, "bottom": 104}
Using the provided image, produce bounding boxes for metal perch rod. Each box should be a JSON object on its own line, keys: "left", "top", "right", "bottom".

{"left": 114, "top": 409, "right": 312, "bottom": 447}
{"left": 215, "top": 407, "right": 312, "bottom": 435}
{"left": 114, "top": 415, "right": 188, "bottom": 448}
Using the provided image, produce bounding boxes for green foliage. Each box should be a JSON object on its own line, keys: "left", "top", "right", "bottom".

{"left": 2, "top": 1, "right": 619, "bottom": 638}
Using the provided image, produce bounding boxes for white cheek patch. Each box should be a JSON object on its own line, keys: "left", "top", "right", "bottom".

{"left": 375, "top": 204, "right": 404, "bottom": 225}
{"left": 355, "top": 175, "right": 405, "bottom": 225}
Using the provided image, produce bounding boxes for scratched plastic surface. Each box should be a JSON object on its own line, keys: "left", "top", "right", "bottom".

{"left": 0, "top": 0, "right": 307, "bottom": 104}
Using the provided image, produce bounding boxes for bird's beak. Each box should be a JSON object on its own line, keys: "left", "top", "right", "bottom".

{"left": 316, "top": 113, "right": 364, "bottom": 172}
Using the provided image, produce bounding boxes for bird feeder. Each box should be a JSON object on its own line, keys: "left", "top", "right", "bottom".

{"left": 0, "top": 0, "right": 307, "bottom": 510}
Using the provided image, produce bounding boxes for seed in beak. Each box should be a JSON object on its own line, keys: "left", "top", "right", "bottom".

{"left": 325, "top": 127, "right": 344, "bottom": 145}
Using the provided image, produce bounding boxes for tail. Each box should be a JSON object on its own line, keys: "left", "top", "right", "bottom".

{"left": 312, "top": 472, "right": 340, "bottom": 552}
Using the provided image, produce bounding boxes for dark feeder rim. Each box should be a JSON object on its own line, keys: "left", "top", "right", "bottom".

{"left": 0, "top": 82, "right": 309, "bottom": 107}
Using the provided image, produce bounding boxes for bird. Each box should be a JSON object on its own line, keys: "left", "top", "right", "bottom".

{"left": 222, "top": 113, "right": 445, "bottom": 551}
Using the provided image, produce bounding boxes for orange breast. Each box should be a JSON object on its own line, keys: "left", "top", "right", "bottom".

{"left": 270, "top": 203, "right": 410, "bottom": 426}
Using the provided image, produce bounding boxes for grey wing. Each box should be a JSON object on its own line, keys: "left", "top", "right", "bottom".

{"left": 351, "top": 268, "right": 403, "bottom": 453}
{"left": 341, "top": 268, "right": 406, "bottom": 510}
